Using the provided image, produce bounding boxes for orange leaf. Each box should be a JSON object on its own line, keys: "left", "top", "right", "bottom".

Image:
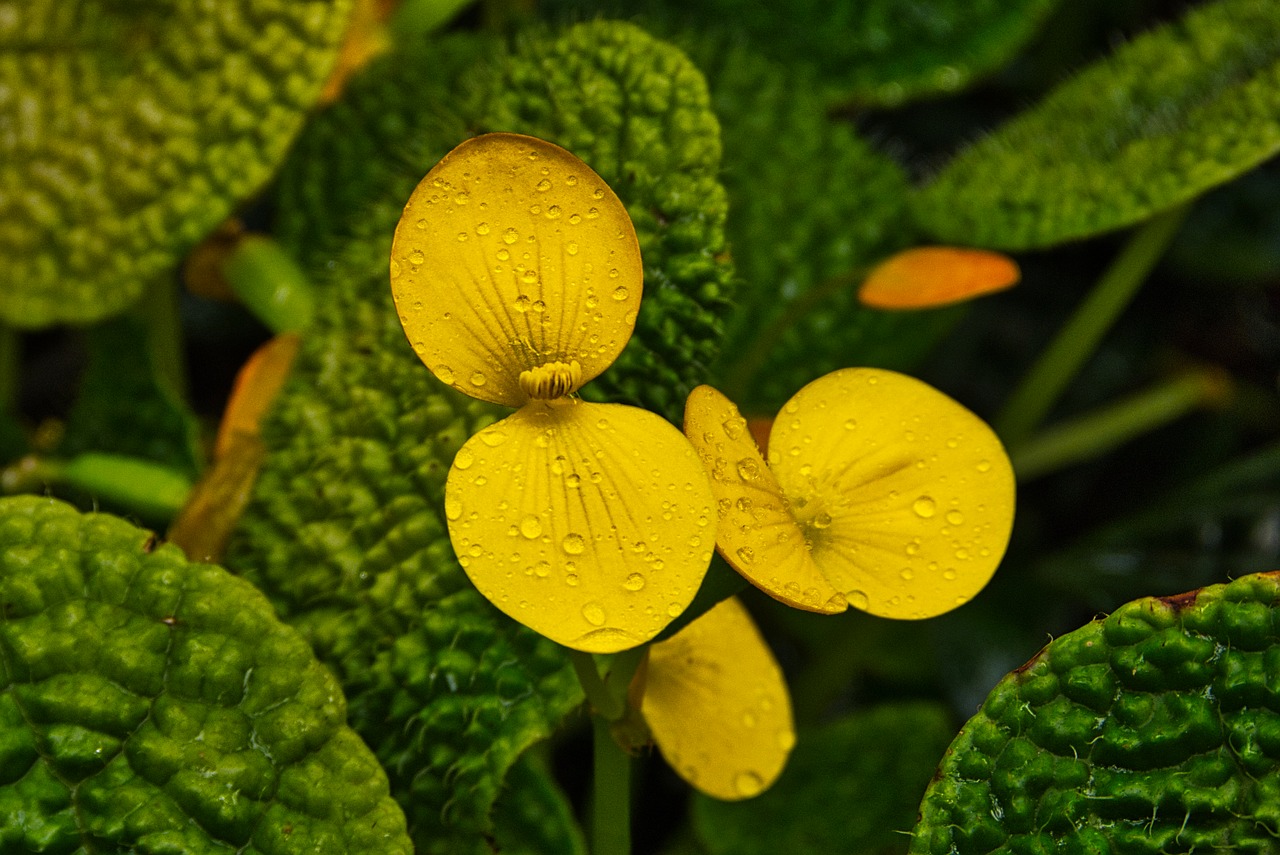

{"left": 859, "top": 246, "right": 1018, "bottom": 309}
{"left": 214, "top": 333, "right": 301, "bottom": 459}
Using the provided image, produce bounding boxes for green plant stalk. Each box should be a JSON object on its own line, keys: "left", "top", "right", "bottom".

{"left": 390, "top": 0, "right": 476, "bottom": 40}
{"left": 1011, "top": 370, "right": 1225, "bottom": 482}
{"left": 223, "top": 235, "right": 315, "bottom": 333}
{"left": 591, "top": 712, "right": 632, "bottom": 855}
{"left": 0, "top": 324, "right": 16, "bottom": 413}
{"left": 137, "top": 278, "right": 189, "bottom": 403}
{"left": 996, "top": 202, "right": 1193, "bottom": 447}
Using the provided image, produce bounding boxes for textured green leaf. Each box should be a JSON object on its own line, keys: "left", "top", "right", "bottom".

{"left": 0, "top": 494, "right": 411, "bottom": 854}
{"left": 275, "top": 23, "right": 734, "bottom": 424}
{"left": 0, "top": 0, "right": 353, "bottom": 328}
{"left": 911, "top": 571, "right": 1280, "bottom": 854}
{"left": 686, "top": 42, "right": 959, "bottom": 414}
{"left": 60, "top": 316, "right": 202, "bottom": 476}
{"left": 694, "top": 702, "right": 955, "bottom": 855}
{"left": 489, "top": 752, "right": 588, "bottom": 855}
{"left": 914, "top": 0, "right": 1280, "bottom": 250}
{"left": 542, "top": 0, "right": 1058, "bottom": 107}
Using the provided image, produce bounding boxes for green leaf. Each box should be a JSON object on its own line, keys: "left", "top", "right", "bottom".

{"left": 686, "top": 42, "right": 958, "bottom": 413}
{"left": 541, "top": 0, "right": 1059, "bottom": 107}
{"left": 0, "top": 494, "right": 411, "bottom": 854}
{"left": 276, "top": 23, "right": 734, "bottom": 424}
{"left": 693, "top": 702, "right": 955, "bottom": 855}
{"left": 0, "top": 0, "right": 354, "bottom": 328}
{"left": 911, "top": 571, "right": 1280, "bottom": 854}
{"left": 914, "top": 0, "right": 1280, "bottom": 250}
{"left": 60, "top": 315, "right": 203, "bottom": 476}
{"left": 489, "top": 752, "right": 589, "bottom": 855}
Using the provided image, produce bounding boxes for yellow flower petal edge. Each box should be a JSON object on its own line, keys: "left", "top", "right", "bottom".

{"left": 768, "top": 368, "right": 1015, "bottom": 619}
{"left": 390, "top": 133, "right": 644, "bottom": 408}
{"left": 446, "top": 398, "right": 717, "bottom": 652}
{"left": 683, "top": 386, "right": 847, "bottom": 614}
{"left": 858, "top": 246, "right": 1019, "bottom": 310}
{"left": 640, "top": 596, "right": 795, "bottom": 801}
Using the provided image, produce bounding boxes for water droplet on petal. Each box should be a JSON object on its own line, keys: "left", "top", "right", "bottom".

{"left": 582, "top": 602, "right": 606, "bottom": 626}
{"left": 912, "top": 496, "right": 937, "bottom": 518}
{"left": 623, "top": 573, "right": 646, "bottom": 591}
{"left": 469, "top": 371, "right": 487, "bottom": 387}
{"left": 977, "top": 459, "right": 992, "bottom": 473}
{"left": 519, "top": 516, "right": 543, "bottom": 539}
{"left": 453, "top": 448, "right": 474, "bottom": 470}
{"left": 476, "top": 222, "right": 490, "bottom": 235}
{"left": 479, "top": 429, "right": 506, "bottom": 447}
{"left": 900, "top": 568, "right": 914, "bottom": 581}
{"left": 562, "top": 533, "right": 585, "bottom": 555}
{"left": 408, "top": 250, "right": 425, "bottom": 265}
{"left": 444, "top": 496, "right": 462, "bottom": 520}
{"left": 536, "top": 178, "right": 552, "bottom": 192}
{"left": 514, "top": 295, "right": 531, "bottom": 313}
{"left": 846, "top": 589, "right": 870, "bottom": 610}
{"left": 737, "top": 458, "right": 761, "bottom": 481}
{"left": 844, "top": 418, "right": 857, "bottom": 430}
{"left": 946, "top": 510, "right": 965, "bottom": 526}
{"left": 735, "top": 771, "right": 764, "bottom": 798}
{"left": 565, "top": 473, "right": 581, "bottom": 488}
{"left": 735, "top": 546, "right": 755, "bottom": 565}
{"left": 390, "top": 260, "right": 402, "bottom": 278}
{"left": 502, "top": 228, "right": 518, "bottom": 244}
{"left": 722, "top": 416, "right": 746, "bottom": 439}
{"left": 777, "top": 730, "right": 796, "bottom": 752}
{"left": 666, "top": 602, "right": 684, "bottom": 618}
{"left": 435, "top": 365, "right": 455, "bottom": 384}
{"left": 812, "top": 511, "right": 833, "bottom": 529}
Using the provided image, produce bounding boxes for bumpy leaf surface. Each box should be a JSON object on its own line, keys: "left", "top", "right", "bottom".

{"left": 912, "top": 571, "right": 1280, "bottom": 854}
{"left": 0, "top": 495, "right": 411, "bottom": 853}
{"left": 686, "top": 42, "right": 960, "bottom": 413}
{"left": 276, "top": 25, "right": 733, "bottom": 424}
{"left": 914, "top": 0, "right": 1280, "bottom": 250}
{"left": 693, "top": 702, "right": 955, "bottom": 854}
{"left": 542, "top": 0, "right": 1058, "bottom": 107}
{"left": 0, "top": 0, "right": 352, "bottom": 327}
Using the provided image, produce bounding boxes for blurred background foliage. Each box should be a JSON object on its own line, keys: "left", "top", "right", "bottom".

{"left": 3, "top": 0, "right": 1279, "bottom": 852}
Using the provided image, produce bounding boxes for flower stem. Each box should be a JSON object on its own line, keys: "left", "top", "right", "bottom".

{"left": 137, "top": 279, "right": 189, "bottom": 403}
{"left": 223, "top": 236, "right": 315, "bottom": 334}
{"left": 0, "top": 324, "right": 16, "bottom": 413}
{"left": 996, "top": 203, "right": 1192, "bottom": 447}
{"left": 591, "top": 712, "right": 631, "bottom": 855}
{"left": 1010, "top": 369, "right": 1228, "bottom": 482}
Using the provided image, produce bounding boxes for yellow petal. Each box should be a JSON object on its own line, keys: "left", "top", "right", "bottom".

{"left": 683, "top": 386, "right": 847, "bottom": 614}
{"left": 858, "top": 246, "right": 1019, "bottom": 309}
{"left": 391, "top": 133, "right": 644, "bottom": 407}
{"left": 446, "top": 399, "right": 715, "bottom": 652}
{"left": 641, "top": 597, "right": 794, "bottom": 801}
{"left": 768, "top": 368, "right": 1015, "bottom": 619}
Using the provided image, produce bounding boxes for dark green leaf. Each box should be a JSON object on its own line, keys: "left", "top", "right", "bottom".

{"left": 911, "top": 571, "right": 1280, "bottom": 854}
{"left": 0, "top": 0, "right": 353, "bottom": 327}
{"left": 694, "top": 702, "right": 955, "bottom": 855}
{"left": 914, "top": 0, "right": 1280, "bottom": 249}
{"left": 490, "top": 752, "right": 588, "bottom": 855}
{"left": 0, "top": 494, "right": 411, "bottom": 854}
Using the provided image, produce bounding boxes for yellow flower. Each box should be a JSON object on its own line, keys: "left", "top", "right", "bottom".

{"left": 637, "top": 596, "right": 794, "bottom": 801}
{"left": 390, "top": 133, "right": 716, "bottom": 652}
{"left": 684, "top": 369, "right": 1015, "bottom": 619}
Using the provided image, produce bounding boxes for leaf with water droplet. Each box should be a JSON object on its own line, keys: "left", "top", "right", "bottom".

{"left": 391, "top": 134, "right": 643, "bottom": 407}
{"left": 683, "top": 385, "right": 847, "bottom": 615}
{"left": 446, "top": 399, "right": 715, "bottom": 651}
{"left": 640, "top": 597, "right": 793, "bottom": 801}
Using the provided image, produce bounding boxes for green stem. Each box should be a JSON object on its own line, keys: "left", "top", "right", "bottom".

{"left": 591, "top": 713, "right": 631, "bottom": 855}
{"left": 222, "top": 236, "right": 315, "bottom": 333}
{"left": 1011, "top": 369, "right": 1226, "bottom": 482}
{"left": 995, "top": 203, "right": 1192, "bottom": 447}
{"left": 138, "top": 279, "right": 189, "bottom": 403}
{"left": 0, "top": 324, "right": 16, "bottom": 413}
{"left": 571, "top": 650, "right": 623, "bottom": 721}
{"left": 390, "top": 0, "right": 476, "bottom": 40}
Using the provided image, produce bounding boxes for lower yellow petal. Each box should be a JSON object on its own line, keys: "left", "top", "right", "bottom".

{"left": 683, "top": 386, "right": 847, "bottom": 614}
{"left": 641, "top": 597, "right": 794, "bottom": 801}
{"left": 446, "top": 399, "right": 716, "bottom": 652}
{"left": 768, "top": 368, "right": 1015, "bottom": 619}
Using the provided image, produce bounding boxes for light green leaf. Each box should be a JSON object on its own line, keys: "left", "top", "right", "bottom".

{"left": 693, "top": 703, "right": 955, "bottom": 855}
{"left": 541, "top": 0, "right": 1058, "bottom": 107}
{"left": 914, "top": 0, "right": 1280, "bottom": 249}
{"left": 0, "top": 0, "right": 353, "bottom": 327}
{"left": 0, "top": 494, "right": 411, "bottom": 854}
{"left": 912, "top": 571, "right": 1280, "bottom": 854}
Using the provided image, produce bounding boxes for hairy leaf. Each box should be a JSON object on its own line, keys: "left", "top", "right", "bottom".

{"left": 914, "top": 0, "right": 1280, "bottom": 249}
{"left": 912, "top": 571, "right": 1280, "bottom": 853}
{"left": 0, "top": 0, "right": 353, "bottom": 327}
{"left": 0, "top": 495, "right": 411, "bottom": 854}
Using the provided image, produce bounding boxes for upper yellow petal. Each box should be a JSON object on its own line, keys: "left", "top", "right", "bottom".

{"left": 641, "top": 597, "right": 795, "bottom": 801}
{"left": 683, "top": 386, "right": 847, "bottom": 614}
{"left": 768, "top": 368, "right": 1015, "bottom": 619}
{"left": 446, "top": 399, "right": 716, "bottom": 652}
{"left": 391, "top": 133, "right": 644, "bottom": 407}
{"left": 858, "top": 246, "right": 1019, "bottom": 310}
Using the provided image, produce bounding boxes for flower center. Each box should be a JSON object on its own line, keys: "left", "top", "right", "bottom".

{"left": 519, "top": 360, "right": 582, "bottom": 400}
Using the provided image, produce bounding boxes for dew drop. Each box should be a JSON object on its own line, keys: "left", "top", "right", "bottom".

{"left": 777, "top": 730, "right": 796, "bottom": 752}
{"left": 453, "top": 448, "right": 474, "bottom": 470}
{"left": 946, "top": 510, "right": 965, "bottom": 526}
{"left": 582, "top": 602, "right": 606, "bottom": 626}
{"left": 976, "top": 459, "right": 992, "bottom": 473}
{"left": 812, "top": 511, "right": 833, "bottom": 529}
{"left": 435, "top": 365, "right": 455, "bottom": 384}
{"left": 444, "top": 496, "right": 462, "bottom": 520}
{"left": 565, "top": 473, "right": 581, "bottom": 488}
{"left": 566, "top": 574, "right": 580, "bottom": 587}
{"left": 846, "top": 589, "right": 870, "bottom": 610}
{"left": 737, "top": 458, "right": 761, "bottom": 481}
{"left": 943, "top": 568, "right": 958, "bottom": 581}
{"left": 612, "top": 286, "right": 629, "bottom": 301}
{"left": 735, "top": 546, "right": 756, "bottom": 565}
{"left": 409, "top": 250, "right": 425, "bottom": 265}
{"left": 469, "top": 371, "right": 487, "bottom": 387}
{"left": 900, "top": 567, "right": 914, "bottom": 581}
{"left": 722, "top": 416, "right": 746, "bottom": 440}
{"left": 534, "top": 561, "right": 550, "bottom": 578}
{"left": 734, "top": 771, "right": 764, "bottom": 798}
{"left": 479, "top": 429, "right": 506, "bottom": 447}
{"left": 562, "top": 533, "right": 585, "bottom": 555}
{"left": 476, "top": 222, "right": 490, "bottom": 235}
{"left": 514, "top": 294, "right": 531, "bottom": 313}
{"left": 567, "top": 242, "right": 579, "bottom": 255}
{"left": 666, "top": 602, "right": 684, "bottom": 618}
{"left": 390, "top": 259, "right": 402, "bottom": 278}
{"left": 912, "top": 496, "right": 937, "bottom": 518}
{"left": 623, "top": 573, "right": 646, "bottom": 592}
{"left": 905, "top": 540, "right": 920, "bottom": 556}
{"left": 519, "top": 516, "right": 543, "bottom": 539}
{"left": 536, "top": 178, "right": 552, "bottom": 192}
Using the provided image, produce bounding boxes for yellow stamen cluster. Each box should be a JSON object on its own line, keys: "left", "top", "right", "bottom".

{"left": 519, "top": 360, "right": 582, "bottom": 400}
